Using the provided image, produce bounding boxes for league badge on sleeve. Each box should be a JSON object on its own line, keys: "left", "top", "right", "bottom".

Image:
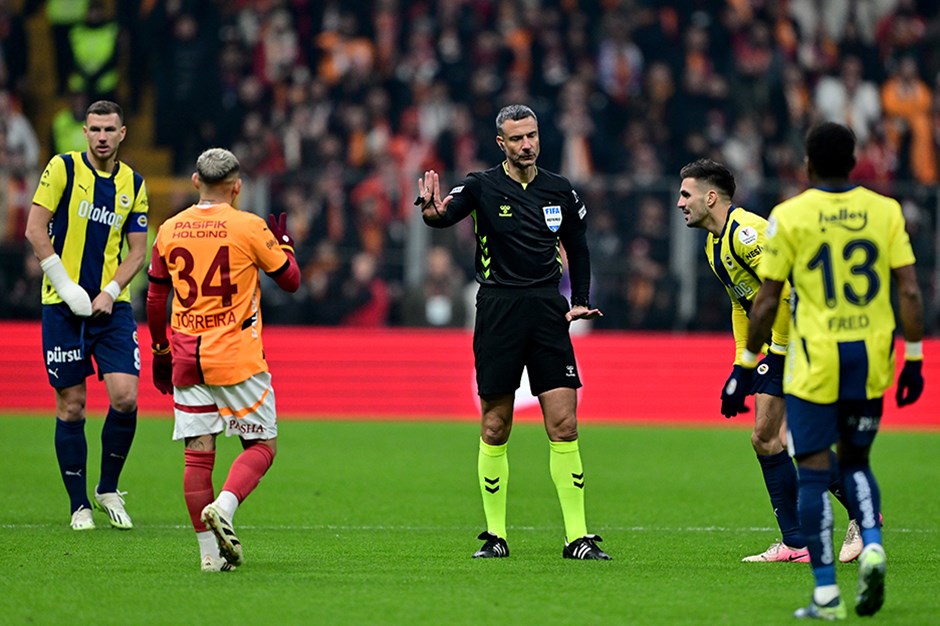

{"left": 737, "top": 226, "right": 758, "bottom": 246}
{"left": 543, "top": 205, "right": 562, "bottom": 232}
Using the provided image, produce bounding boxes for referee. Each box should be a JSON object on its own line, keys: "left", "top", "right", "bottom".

{"left": 417, "top": 104, "right": 610, "bottom": 560}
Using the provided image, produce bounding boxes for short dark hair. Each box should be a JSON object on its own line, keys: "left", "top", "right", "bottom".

{"left": 495, "top": 104, "right": 537, "bottom": 135}
{"left": 679, "top": 158, "right": 736, "bottom": 200}
{"left": 86, "top": 100, "right": 124, "bottom": 124}
{"left": 805, "top": 122, "right": 856, "bottom": 179}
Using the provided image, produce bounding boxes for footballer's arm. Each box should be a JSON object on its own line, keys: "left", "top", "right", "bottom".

{"left": 893, "top": 264, "right": 924, "bottom": 343}
{"left": 266, "top": 253, "right": 300, "bottom": 293}
{"left": 744, "top": 279, "right": 785, "bottom": 356}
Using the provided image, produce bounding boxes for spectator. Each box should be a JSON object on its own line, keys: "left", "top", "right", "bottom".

{"left": 51, "top": 89, "right": 89, "bottom": 155}
{"left": 402, "top": 245, "right": 468, "bottom": 328}
{"left": 814, "top": 55, "right": 882, "bottom": 145}
{"left": 338, "top": 251, "right": 390, "bottom": 327}
{"left": 881, "top": 55, "right": 937, "bottom": 184}
{"left": 46, "top": 0, "right": 89, "bottom": 95}
{"left": 0, "top": 0, "right": 28, "bottom": 94}
{"left": 67, "top": 0, "right": 119, "bottom": 103}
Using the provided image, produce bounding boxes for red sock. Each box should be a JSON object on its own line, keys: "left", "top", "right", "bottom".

{"left": 222, "top": 444, "right": 275, "bottom": 503}
{"left": 184, "top": 449, "right": 216, "bottom": 532}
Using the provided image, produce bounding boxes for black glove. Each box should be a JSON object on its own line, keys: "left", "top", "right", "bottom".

{"left": 895, "top": 360, "right": 924, "bottom": 407}
{"left": 720, "top": 365, "right": 754, "bottom": 418}
{"left": 152, "top": 350, "right": 173, "bottom": 395}
{"left": 267, "top": 213, "right": 295, "bottom": 250}
{"left": 751, "top": 351, "right": 785, "bottom": 395}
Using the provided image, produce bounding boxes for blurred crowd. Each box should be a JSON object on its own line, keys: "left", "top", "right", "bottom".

{"left": 2, "top": 0, "right": 940, "bottom": 332}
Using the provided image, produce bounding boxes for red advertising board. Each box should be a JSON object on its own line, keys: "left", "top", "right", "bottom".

{"left": 4, "top": 322, "right": 937, "bottom": 429}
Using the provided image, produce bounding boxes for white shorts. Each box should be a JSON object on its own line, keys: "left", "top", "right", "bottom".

{"left": 172, "top": 372, "right": 278, "bottom": 441}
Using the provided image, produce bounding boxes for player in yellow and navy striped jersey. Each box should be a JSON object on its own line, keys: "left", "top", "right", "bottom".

{"left": 25, "top": 100, "right": 149, "bottom": 533}
{"left": 724, "top": 123, "right": 925, "bottom": 619}
{"left": 679, "top": 159, "right": 856, "bottom": 564}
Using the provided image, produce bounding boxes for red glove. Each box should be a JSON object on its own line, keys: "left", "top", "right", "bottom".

{"left": 152, "top": 348, "right": 173, "bottom": 395}
{"left": 267, "top": 213, "right": 295, "bottom": 251}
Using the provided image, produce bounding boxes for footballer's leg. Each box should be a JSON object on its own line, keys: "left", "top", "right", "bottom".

{"left": 743, "top": 393, "right": 807, "bottom": 562}
{"left": 839, "top": 405, "right": 886, "bottom": 616}
{"left": 175, "top": 385, "right": 231, "bottom": 570}
{"left": 184, "top": 434, "right": 227, "bottom": 570}
{"left": 95, "top": 374, "right": 139, "bottom": 529}
{"left": 790, "top": 397, "right": 844, "bottom": 618}
{"left": 475, "top": 394, "right": 512, "bottom": 558}
{"left": 796, "top": 455, "right": 842, "bottom": 617}
{"left": 94, "top": 307, "right": 141, "bottom": 529}
{"left": 54, "top": 383, "right": 95, "bottom": 529}
{"left": 205, "top": 373, "right": 280, "bottom": 566}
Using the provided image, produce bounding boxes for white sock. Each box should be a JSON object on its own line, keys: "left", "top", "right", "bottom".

{"left": 813, "top": 584, "right": 840, "bottom": 606}
{"left": 197, "top": 531, "right": 219, "bottom": 559}
{"left": 216, "top": 490, "right": 239, "bottom": 520}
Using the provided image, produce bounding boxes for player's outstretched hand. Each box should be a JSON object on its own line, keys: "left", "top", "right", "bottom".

{"left": 895, "top": 360, "right": 924, "bottom": 407}
{"left": 566, "top": 305, "right": 603, "bottom": 322}
{"left": 751, "top": 351, "right": 784, "bottom": 394}
{"left": 152, "top": 351, "right": 173, "bottom": 395}
{"left": 267, "top": 213, "right": 294, "bottom": 250}
{"left": 720, "top": 365, "right": 754, "bottom": 418}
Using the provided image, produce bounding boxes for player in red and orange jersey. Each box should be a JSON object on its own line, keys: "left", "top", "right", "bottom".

{"left": 146, "top": 147, "right": 299, "bottom": 572}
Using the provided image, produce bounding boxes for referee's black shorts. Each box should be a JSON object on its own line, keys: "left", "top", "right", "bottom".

{"left": 473, "top": 285, "right": 582, "bottom": 397}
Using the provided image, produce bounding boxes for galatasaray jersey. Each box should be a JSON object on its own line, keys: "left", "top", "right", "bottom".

{"left": 151, "top": 203, "right": 290, "bottom": 386}
{"left": 760, "top": 186, "right": 916, "bottom": 403}
{"left": 32, "top": 151, "right": 149, "bottom": 304}
{"left": 705, "top": 206, "right": 789, "bottom": 364}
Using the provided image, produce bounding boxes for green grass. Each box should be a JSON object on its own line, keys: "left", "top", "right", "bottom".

{"left": 1, "top": 415, "right": 938, "bottom": 625}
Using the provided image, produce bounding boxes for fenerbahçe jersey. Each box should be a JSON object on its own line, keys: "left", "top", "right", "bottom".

{"left": 705, "top": 206, "right": 790, "bottom": 364}
{"left": 759, "top": 186, "right": 916, "bottom": 403}
{"left": 150, "top": 203, "right": 290, "bottom": 386}
{"left": 32, "top": 151, "right": 149, "bottom": 304}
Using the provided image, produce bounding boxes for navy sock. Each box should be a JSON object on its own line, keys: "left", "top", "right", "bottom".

{"left": 826, "top": 449, "right": 850, "bottom": 512}
{"left": 798, "top": 466, "right": 836, "bottom": 587}
{"left": 757, "top": 450, "right": 804, "bottom": 547}
{"left": 55, "top": 418, "right": 91, "bottom": 513}
{"left": 842, "top": 464, "right": 883, "bottom": 546}
{"left": 98, "top": 406, "right": 137, "bottom": 493}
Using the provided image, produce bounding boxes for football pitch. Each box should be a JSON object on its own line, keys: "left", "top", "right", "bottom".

{"left": 1, "top": 415, "right": 937, "bottom": 625}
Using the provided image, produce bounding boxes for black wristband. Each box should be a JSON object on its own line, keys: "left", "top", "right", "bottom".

{"left": 571, "top": 296, "right": 590, "bottom": 308}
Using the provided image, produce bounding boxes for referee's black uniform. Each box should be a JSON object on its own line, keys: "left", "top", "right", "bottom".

{"left": 425, "top": 163, "right": 592, "bottom": 396}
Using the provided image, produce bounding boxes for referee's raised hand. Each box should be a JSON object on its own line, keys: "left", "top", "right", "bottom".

{"left": 415, "top": 170, "right": 452, "bottom": 219}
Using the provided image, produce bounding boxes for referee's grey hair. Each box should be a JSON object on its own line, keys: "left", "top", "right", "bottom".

{"left": 196, "top": 148, "right": 240, "bottom": 184}
{"left": 495, "top": 104, "right": 538, "bottom": 135}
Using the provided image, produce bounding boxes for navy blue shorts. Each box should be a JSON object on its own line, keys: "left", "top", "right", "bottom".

{"left": 751, "top": 357, "right": 783, "bottom": 396}
{"left": 41, "top": 302, "right": 140, "bottom": 388}
{"left": 785, "top": 395, "right": 883, "bottom": 457}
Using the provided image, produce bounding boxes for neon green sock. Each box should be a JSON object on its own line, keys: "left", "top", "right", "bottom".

{"left": 550, "top": 439, "right": 587, "bottom": 542}
{"left": 478, "top": 439, "right": 508, "bottom": 538}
